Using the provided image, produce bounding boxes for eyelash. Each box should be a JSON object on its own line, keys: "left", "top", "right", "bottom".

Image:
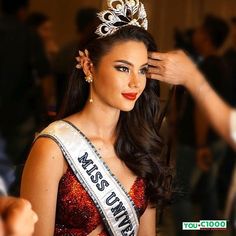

{"left": 114, "top": 66, "right": 148, "bottom": 75}
{"left": 114, "top": 66, "right": 130, "bottom": 73}
{"left": 139, "top": 67, "right": 148, "bottom": 75}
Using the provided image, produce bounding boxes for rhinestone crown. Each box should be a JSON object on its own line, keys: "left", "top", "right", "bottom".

{"left": 95, "top": 0, "right": 148, "bottom": 38}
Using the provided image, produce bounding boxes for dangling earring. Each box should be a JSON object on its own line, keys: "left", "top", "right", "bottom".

{"left": 85, "top": 74, "right": 93, "bottom": 83}
{"left": 85, "top": 74, "right": 93, "bottom": 103}
{"left": 89, "top": 85, "right": 93, "bottom": 103}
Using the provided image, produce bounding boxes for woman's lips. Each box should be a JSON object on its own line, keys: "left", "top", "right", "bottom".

{"left": 121, "top": 93, "right": 138, "bottom": 101}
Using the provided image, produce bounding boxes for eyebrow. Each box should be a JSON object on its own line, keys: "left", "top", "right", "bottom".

{"left": 114, "top": 60, "right": 148, "bottom": 68}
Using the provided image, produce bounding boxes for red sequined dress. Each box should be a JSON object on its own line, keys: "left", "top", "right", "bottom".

{"left": 54, "top": 167, "right": 148, "bottom": 235}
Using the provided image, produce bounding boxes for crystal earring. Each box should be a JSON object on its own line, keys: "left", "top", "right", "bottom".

{"left": 85, "top": 74, "right": 93, "bottom": 103}
{"left": 85, "top": 74, "right": 93, "bottom": 83}
{"left": 89, "top": 90, "right": 93, "bottom": 103}
{"left": 89, "top": 83, "right": 93, "bottom": 103}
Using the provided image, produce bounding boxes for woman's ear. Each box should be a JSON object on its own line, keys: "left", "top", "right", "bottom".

{"left": 79, "top": 49, "right": 93, "bottom": 76}
{"left": 82, "top": 59, "right": 93, "bottom": 76}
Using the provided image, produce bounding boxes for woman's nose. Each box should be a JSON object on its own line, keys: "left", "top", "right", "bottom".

{"left": 128, "top": 73, "right": 140, "bottom": 88}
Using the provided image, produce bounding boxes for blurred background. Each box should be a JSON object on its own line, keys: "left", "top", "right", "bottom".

{"left": 27, "top": 0, "right": 236, "bottom": 50}
{"left": 1, "top": 0, "right": 236, "bottom": 235}
{"left": 29, "top": 0, "right": 236, "bottom": 98}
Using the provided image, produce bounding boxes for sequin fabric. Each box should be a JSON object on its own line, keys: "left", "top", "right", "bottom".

{"left": 54, "top": 167, "right": 148, "bottom": 235}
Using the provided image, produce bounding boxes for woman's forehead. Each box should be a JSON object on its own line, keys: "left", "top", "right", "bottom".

{"left": 103, "top": 40, "right": 148, "bottom": 60}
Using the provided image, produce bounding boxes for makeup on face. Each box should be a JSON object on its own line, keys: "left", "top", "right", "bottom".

{"left": 121, "top": 92, "right": 138, "bottom": 100}
{"left": 113, "top": 60, "right": 148, "bottom": 76}
{"left": 90, "top": 41, "right": 148, "bottom": 111}
{"left": 112, "top": 59, "right": 148, "bottom": 101}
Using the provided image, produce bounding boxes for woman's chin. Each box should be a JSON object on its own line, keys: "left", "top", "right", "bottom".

{"left": 119, "top": 103, "right": 136, "bottom": 112}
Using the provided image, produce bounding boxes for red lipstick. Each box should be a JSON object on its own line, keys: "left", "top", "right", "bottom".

{"left": 121, "top": 93, "right": 138, "bottom": 101}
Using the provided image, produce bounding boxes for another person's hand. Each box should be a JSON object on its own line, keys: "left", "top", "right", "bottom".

{"left": 148, "top": 50, "right": 201, "bottom": 88}
{"left": 148, "top": 50, "right": 236, "bottom": 151}
{"left": 1, "top": 197, "right": 38, "bottom": 236}
{"left": 196, "top": 147, "right": 213, "bottom": 172}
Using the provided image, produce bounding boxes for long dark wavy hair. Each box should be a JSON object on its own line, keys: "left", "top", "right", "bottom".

{"left": 58, "top": 25, "right": 172, "bottom": 206}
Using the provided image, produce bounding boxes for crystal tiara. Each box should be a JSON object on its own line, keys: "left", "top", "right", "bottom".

{"left": 95, "top": 0, "right": 148, "bottom": 38}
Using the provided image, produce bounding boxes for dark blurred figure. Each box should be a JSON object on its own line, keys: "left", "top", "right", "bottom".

{"left": 192, "top": 14, "right": 231, "bottom": 234}
{"left": 54, "top": 7, "right": 98, "bottom": 112}
{"left": 27, "top": 12, "right": 59, "bottom": 115}
{"left": 224, "top": 17, "right": 236, "bottom": 107}
{"left": 222, "top": 16, "right": 236, "bottom": 235}
{"left": 171, "top": 27, "right": 200, "bottom": 236}
{"left": 0, "top": 0, "right": 52, "bottom": 194}
{"left": 174, "top": 27, "right": 199, "bottom": 61}
{"left": 172, "top": 15, "right": 231, "bottom": 236}
{"left": 26, "top": 12, "right": 59, "bottom": 64}
{"left": 192, "top": 15, "right": 232, "bottom": 148}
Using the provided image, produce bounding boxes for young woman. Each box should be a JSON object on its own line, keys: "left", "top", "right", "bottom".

{"left": 21, "top": 1, "right": 171, "bottom": 235}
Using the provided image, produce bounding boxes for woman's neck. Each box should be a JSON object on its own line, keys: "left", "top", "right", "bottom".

{"left": 76, "top": 101, "right": 120, "bottom": 141}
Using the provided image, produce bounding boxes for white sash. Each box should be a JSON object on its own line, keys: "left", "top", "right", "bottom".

{"left": 37, "top": 120, "right": 139, "bottom": 236}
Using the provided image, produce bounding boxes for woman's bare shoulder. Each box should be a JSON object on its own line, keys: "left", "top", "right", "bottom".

{"left": 25, "top": 135, "right": 66, "bottom": 177}
{"left": 33, "top": 136, "right": 63, "bottom": 156}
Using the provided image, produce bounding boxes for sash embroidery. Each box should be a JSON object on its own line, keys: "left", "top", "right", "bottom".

{"left": 37, "top": 120, "right": 139, "bottom": 236}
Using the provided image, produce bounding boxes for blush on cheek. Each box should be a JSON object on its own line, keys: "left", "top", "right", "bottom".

{"left": 138, "top": 83, "right": 147, "bottom": 97}
{"left": 140, "top": 84, "right": 146, "bottom": 95}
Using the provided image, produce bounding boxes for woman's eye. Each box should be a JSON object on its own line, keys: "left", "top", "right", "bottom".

{"left": 139, "top": 67, "right": 148, "bottom": 75}
{"left": 115, "top": 66, "right": 130, "bottom": 73}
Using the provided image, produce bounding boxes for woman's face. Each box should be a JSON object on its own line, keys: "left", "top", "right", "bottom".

{"left": 91, "top": 40, "right": 148, "bottom": 112}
